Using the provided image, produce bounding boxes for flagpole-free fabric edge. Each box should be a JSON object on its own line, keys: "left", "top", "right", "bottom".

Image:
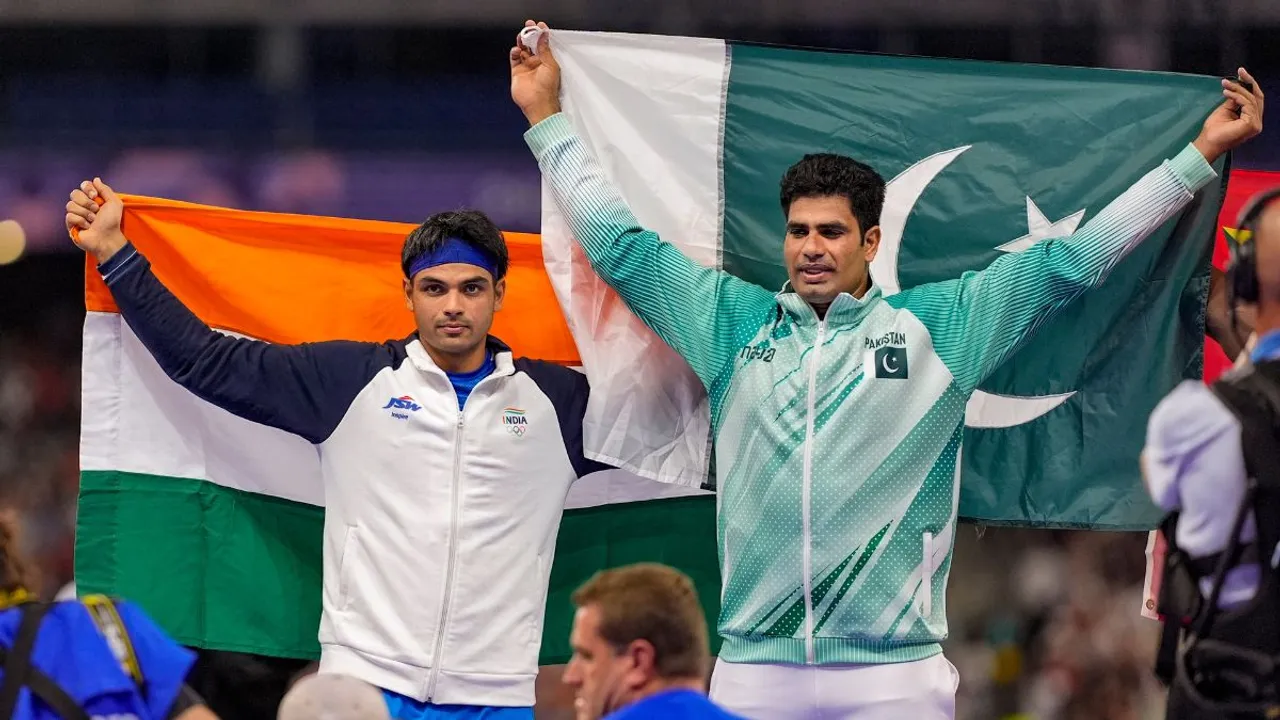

{"left": 724, "top": 38, "right": 1224, "bottom": 86}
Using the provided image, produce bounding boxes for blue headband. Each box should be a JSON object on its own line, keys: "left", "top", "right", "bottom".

{"left": 407, "top": 237, "right": 499, "bottom": 280}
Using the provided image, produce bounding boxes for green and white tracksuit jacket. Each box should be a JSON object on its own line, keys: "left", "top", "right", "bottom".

{"left": 526, "top": 113, "right": 1216, "bottom": 666}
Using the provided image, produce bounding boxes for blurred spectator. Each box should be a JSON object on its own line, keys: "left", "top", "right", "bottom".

{"left": 278, "top": 674, "right": 390, "bottom": 720}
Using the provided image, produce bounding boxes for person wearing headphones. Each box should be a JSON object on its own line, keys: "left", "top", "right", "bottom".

{"left": 1142, "top": 183, "right": 1280, "bottom": 719}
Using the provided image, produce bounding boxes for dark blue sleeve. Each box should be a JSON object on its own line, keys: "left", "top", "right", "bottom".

{"left": 112, "top": 601, "right": 197, "bottom": 720}
{"left": 514, "top": 359, "right": 614, "bottom": 478}
{"left": 100, "top": 244, "right": 396, "bottom": 444}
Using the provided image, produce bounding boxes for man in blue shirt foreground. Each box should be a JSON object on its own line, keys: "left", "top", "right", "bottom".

{"left": 563, "top": 564, "right": 741, "bottom": 720}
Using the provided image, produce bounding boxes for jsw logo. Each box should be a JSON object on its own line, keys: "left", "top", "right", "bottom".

{"left": 382, "top": 396, "right": 422, "bottom": 412}
{"left": 383, "top": 396, "right": 422, "bottom": 420}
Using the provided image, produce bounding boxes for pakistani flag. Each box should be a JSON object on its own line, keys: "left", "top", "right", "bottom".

{"left": 541, "top": 32, "right": 1227, "bottom": 530}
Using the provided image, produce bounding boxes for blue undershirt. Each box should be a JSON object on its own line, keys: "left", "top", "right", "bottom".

{"left": 381, "top": 692, "right": 531, "bottom": 720}
{"left": 447, "top": 351, "right": 496, "bottom": 410}
{"left": 605, "top": 689, "right": 744, "bottom": 719}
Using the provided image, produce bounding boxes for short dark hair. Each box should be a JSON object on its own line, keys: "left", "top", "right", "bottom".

{"left": 572, "top": 563, "right": 708, "bottom": 680}
{"left": 401, "top": 209, "right": 509, "bottom": 280}
{"left": 779, "top": 154, "right": 886, "bottom": 235}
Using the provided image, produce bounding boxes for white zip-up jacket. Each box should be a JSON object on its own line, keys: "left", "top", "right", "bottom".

{"left": 99, "top": 244, "right": 610, "bottom": 707}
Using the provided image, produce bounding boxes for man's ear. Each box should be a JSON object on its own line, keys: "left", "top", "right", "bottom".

{"left": 622, "top": 639, "right": 657, "bottom": 690}
{"left": 861, "top": 226, "right": 882, "bottom": 263}
{"left": 494, "top": 277, "right": 507, "bottom": 312}
{"left": 403, "top": 277, "right": 414, "bottom": 312}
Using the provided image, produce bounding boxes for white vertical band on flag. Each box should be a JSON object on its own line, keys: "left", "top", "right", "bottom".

{"left": 540, "top": 30, "right": 728, "bottom": 488}
{"left": 80, "top": 311, "right": 705, "bottom": 510}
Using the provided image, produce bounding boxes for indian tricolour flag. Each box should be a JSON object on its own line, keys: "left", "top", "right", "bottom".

{"left": 75, "top": 197, "right": 716, "bottom": 662}
{"left": 540, "top": 31, "right": 1229, "bottom": 530}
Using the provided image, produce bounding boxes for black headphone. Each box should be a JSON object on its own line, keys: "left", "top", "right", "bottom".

{"left": 1227, "top": 187, "right": 1280, "bottom": 322}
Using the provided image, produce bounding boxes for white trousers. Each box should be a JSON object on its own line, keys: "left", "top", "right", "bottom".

{"left": 709, "top": 654, "right": 959, "bottom": 720}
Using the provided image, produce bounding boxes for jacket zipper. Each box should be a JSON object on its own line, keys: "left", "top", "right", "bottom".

{"left": 426, "top": 410, "right": 466, "bottom": 700}
{"left": 801, "top": 317, "right": 825, "bottom": 665}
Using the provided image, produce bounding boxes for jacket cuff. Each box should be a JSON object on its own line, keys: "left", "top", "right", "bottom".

{"left": 1168, "top": 143, "right": 1219, "bottom": 194}
{"left": 523, "top": 113, "right": 575, "bottom": 160}
{"left": 98, "top": 242, "right": 143, "bottom": 286}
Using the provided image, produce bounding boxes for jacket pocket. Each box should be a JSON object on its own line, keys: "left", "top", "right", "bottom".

{"left": 921, "top": 531, "right": 933, "bottom": 618}
{"left": 339, "top": 526, "right": 358, "bottom": 612}
{"left": 529, "top": 553, "right": 548, "bottom": 645}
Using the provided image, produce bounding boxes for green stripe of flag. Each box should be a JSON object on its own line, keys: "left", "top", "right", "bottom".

{"left": 75, "top": 471, "right": 721, "bottom": 663}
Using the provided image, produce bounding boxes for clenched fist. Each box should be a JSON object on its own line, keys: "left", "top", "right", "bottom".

{"left": 66, "top": 178, "right": 126, "bottom": 264}
{"left": 510, "top": 20, "right": 562, "bottom": 127}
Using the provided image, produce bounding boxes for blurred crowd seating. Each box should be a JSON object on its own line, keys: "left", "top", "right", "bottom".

{"left": 0, "top": 284, "right": 81, "bottom": 600}
{"left": 0, "top": 144, "right": 543, "bottom": 255}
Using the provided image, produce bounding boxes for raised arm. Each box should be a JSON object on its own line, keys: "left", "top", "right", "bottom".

{"left": 69, "top": 180, "right": 386, "bottom": 444}
{"left": 1207, "top": 265, "right": 1256, "bottom": 360}
{"left": 890, "top": 72, "right": 1264, "bottom": 392}
{"left": 891, "top": 143, "right": 1216, "bottom": 392}
{"left": 510, "top": 23, "right": 776, "bottom": 389}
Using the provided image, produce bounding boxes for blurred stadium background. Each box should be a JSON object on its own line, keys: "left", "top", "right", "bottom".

{"left": 1, "top": 1, "right": 1277, "bottom": 717}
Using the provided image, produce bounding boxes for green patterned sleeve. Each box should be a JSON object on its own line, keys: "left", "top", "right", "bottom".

{"left": 525, "top": 113, "right": 777, "bottom": 389}
{"left": 890, "top": 143, "right": 1218, "bottom": 393}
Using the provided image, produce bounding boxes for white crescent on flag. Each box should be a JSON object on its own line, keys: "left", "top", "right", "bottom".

{"left": 870, "top": 146, "right": 1077, "bottom": 429}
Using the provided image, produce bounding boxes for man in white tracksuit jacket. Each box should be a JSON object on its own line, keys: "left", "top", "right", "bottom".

{"left": 67, "top": 188, "right": 612, "bottom": 720}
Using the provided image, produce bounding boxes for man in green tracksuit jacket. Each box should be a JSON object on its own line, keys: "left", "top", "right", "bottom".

{"left": 510, "top": 21, "right": 1265, "bottom": 719}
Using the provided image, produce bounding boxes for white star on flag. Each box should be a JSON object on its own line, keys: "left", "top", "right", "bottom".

{"left": 996, "top": 197, "right": 1086, "bottom": 253}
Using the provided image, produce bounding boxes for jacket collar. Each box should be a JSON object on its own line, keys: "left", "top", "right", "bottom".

{"left": 405, "top": 334, "right": 516, "bottom": 377}
{"left": 775, "top": 280, "right": 883, "bottom": 327}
